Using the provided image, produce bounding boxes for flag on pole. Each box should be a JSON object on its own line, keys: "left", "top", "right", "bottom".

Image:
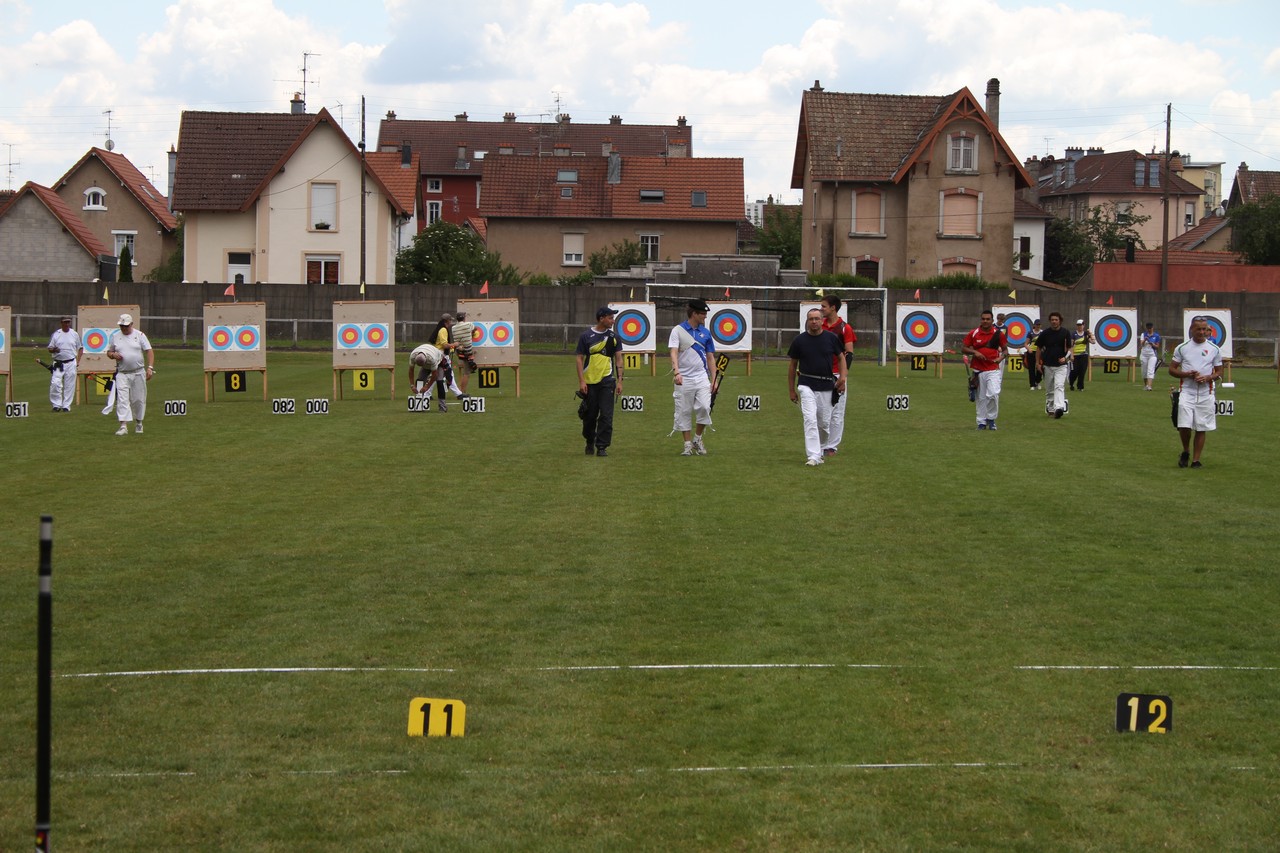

{"left": 224, "top": 283, "right": 236, "bottom": 298}
{"left": 1200, "top": 293, "right": 1207, "bottom": 305}
{"left": 480, "top": 280, "right": 490, "bottom": 296}
{"left": 913, "top": 288, "right": 920, "bottom": 301}
{"left": 815, "top": 288, "right": 825, "bottom": 298}
{"left": 1106, "top": 295, "right": 1114, "bottom": 306}
{"left": 629, "top": 287, "right": 634, "bottom": 299}
{"left": 102, "top": 285, "right": 109, "bottom": 302}
{"left": 724, "top": 287, "right": 731, "bottom": 298}
{"left": 1008, "top": 289, "right": 1017, "bottom": 300}
{"left": 360, "top": 281, "right": 366, "bottom": 296}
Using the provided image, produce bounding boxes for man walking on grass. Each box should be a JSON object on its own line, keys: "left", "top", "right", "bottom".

{"left": 961, "top": 310, "right": 1007, "bottom": 430}
{"left": 788, "top": 308, "right": 847, "bottom": 466}
{"left": 1170, "top": 316, "right": 1223, "bottom": 469}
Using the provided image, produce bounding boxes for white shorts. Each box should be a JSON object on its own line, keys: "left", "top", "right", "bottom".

{"left": 1177, "top": 396, "right": 1216, "bottom": 432}
{"left": 672, "top": 383, "right": 712, "bottom": 432}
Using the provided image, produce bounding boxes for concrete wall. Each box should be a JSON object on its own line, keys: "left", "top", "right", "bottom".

{"left": 0, "top": 195, "right": 101, "bottom": 281}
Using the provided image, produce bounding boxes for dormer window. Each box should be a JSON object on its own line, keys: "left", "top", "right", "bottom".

{"left": 947, "top": 133, "right": 977, "bottom": 173}
{"left": 83, "top": 187, "right": 107, "bottom": 210}
{"left": 639, "top": 189, "right": 665, "bottom": 203}
{"left": 556, "top": 169, "right": 578, "bottom": 184}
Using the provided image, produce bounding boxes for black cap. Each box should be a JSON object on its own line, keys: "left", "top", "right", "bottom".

{"left": 688, "top": 298, "right": 710, "bottom": 313}
{"left": 597, "top": 306, "right": 618, "bottom": 319}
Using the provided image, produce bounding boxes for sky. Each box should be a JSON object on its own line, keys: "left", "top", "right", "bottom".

{"left": 2, "top": 0, "right": 1277, "bottom": 206}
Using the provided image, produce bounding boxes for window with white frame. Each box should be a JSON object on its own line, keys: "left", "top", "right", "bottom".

{"left": 83, "top": 187, "right": 107, "bottom": 210}
{"left": 305, "top": 254, "right": 340, "bottom": 284}
{"left": 1115, "top": 202, "right": 1133, "bottom": 225}
{"left": 113, "top": 232, "right": 137, "bottom": 264}
{"left": 851, "top": 190, "right": 884, "bottom": 235}
{"left": 1184, "top": 201, "right": 1195, "bottom": 228}
{"left": 939, "top": 188, "right": 981, "bottom": 236}
{"left": 947, "top": 133, "right": 977, "bottom": 172}
{"left": 563, "top": 233, "right": 584, "bottom": 266}
{"left": 427, "top": 200, "right": 442, "bottom": 224}
{"left": 639, "top": 234, "right": 660, "bottom": 261}
{"left": 310, "top": 182, "right": 337, "bottom": 230}
{"left": 427, "top": 178, "right": 443, "bottom": 193}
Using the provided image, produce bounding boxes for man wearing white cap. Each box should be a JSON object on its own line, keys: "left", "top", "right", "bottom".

{"left": 105, "top": 313, "right": 154, "bottom": 435}
{"left": 45, "top": 315, "right": 82, "bottom": 411}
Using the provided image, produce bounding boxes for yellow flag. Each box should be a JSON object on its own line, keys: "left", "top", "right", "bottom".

{"left": 629, "top": 287, "right": 634, "bottom": 299}
{"left": 102, "top": 285, "right": 109, "bottom": 302}
{"left": 1200, "top": 293, "right": 1207, "bottom": 305}
{"left": 360, "top": 281, "right": 366, "bottom": 296}
{"left": 815, "top": 288, "right": 825, "bottom": 298}
{"left": 1008, "top": 290, "right": 1017, "bottom": 300}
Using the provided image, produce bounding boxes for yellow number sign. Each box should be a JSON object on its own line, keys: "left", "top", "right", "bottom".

{"left": 408, "top": 697, "right": 466, "bottom": 737}
{"left": 624, "top": 353, "right": 641, "bottom": 371}
{"left": 352, "top": 369, "right": 375, "bottom": 391}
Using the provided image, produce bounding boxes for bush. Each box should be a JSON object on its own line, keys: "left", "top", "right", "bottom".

{"left": 884, "top": 273, "right": 995, "bottom": 290}
{"left": 807, "top": 273, "right": 878, "bottom": 290}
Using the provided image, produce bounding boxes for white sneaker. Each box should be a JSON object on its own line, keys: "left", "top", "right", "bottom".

{"left": 115, "top": 424, "right": 128, "bottom": 436}
{"left": 693, "top": 438, "right": 707, "bottom": 456}
{"left": 805, "top": 458, "right": 820, "bottom": 466}
{"left": 135, "top": 423, "right": 144, "bottom": 434}
{"left": 681, "top": 442, "right": 693, "bottom": 456}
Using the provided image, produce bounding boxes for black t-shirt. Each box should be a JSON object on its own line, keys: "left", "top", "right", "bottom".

{"left": 1035, "top": 326, "right": 1073, "bottom": 363}
{"left": 788, "top": 330, "right": 842, "bottom": 390}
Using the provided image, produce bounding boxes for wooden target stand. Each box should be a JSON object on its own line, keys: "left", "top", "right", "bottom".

{"left": 333, "top": 367, "right": 395, "bottom": 400}
{"left": 77, "top": 371, "right": 117, "bottom": 406}
{"left": 895, "top": 352, "right": 943, "bottom": 377}
{"left": 1, "top": 369, "right": 11, "bottom": 403}
{"left": 1087, "top": 358, "right": 1137, "bottom": 383}
{"left": 205, "top": 368, "right": 268, "bottom": 402}
{"left": 475, "top": 363, "right": 520, "bottom": 396}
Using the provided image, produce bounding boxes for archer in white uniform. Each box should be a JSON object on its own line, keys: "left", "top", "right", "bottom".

{"left": 106, "top": 313, "right": 154, "bottom": 435}
{"left": 46, "top": 316, "right": 81, "bottom": 411}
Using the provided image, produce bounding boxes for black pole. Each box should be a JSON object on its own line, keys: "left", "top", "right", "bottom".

{"left": 36, "top": 515, "right": 52, "bottom": 852}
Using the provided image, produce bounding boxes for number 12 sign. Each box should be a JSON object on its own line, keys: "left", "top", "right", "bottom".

{"left": 1115, "top": 693, "right": 1172, "bottom": 733}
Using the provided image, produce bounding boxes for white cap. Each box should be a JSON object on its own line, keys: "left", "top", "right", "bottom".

{"left": 118, "top": 313, "right": 134, "bottom": 326}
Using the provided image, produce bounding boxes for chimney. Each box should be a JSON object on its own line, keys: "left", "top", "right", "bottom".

{"left": 1065, "top": 147, "right": 1084, "bottom": 161}
{"left": 503, "top": 112, "right": 516, "bottom": 122}
{"left": 167, "top": 145, "right": 177, "bottom": 213}
{"left": 401, "top": 142, "right": 412, "bottom": 168}
{"left": 607, "top": 151, "right": 622, "bottom": 185}
{"left": 455, "top": 112, "right": 468, "bottom": 122}
{"left": 666, "top": 138, "right": 688, "bottom": 158}
{"left": 558, "top": 113, "right": 571, "bottom": 124}
{"left": 290, "top": 92, "right": 305, "bottom": 114}
{"left": 676, "top": 115, "right": 687, "bottom": 128}
{"left": 609, "top": 115, "right": 622, "bottom": 125}
{"left": 811, "top": 80, "right": 824, "bottom": 92}
{"left": 984, "top": 78, "right": 1000, "bottom": 127}
{"left": 1087, "top": 146, "right": 1103, "bottom": 156}
{"left": 386, "top": 110, "right": 397, "bottom": 120}
{"left": 601, "top": 139, "right": 614, "bottom": 157}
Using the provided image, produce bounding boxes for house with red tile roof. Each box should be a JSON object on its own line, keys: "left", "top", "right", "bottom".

{"left": 791, "top": 79, "right": 1031, "bottom": 285}
{"left": 377, "top": 111, "right": 691, "bottom": 231}
{"left": 53, "top": 147, "right": 179, "bottom": 278}
{"left": 171, "top": 107, "right": 416, "bottom": 285}
{"left": 1225, "top": 162, "right": 1280, "bottom": 209}
{"left": 474, "top": 150, "right": 743, "bottom": 278}
{"left": 0, "top": 182, "right": 114, "bottom": 281}
{"left": 1026, "top": 148, "right": 1204, "bottom": 250}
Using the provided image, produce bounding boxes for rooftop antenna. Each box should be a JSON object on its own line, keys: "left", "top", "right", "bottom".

{"left": 275, "top": 51, "right": 319, "bottom": 110}
{"left": 1043, "top": 136, "right": 1053, "bottom": 157}
{"left": 103, "top": 109, "right": 115, "bottom": 151}
{"left": 3, "top": 143, "right": 19, "bottom": 190}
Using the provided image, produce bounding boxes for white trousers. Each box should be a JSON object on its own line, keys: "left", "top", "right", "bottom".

{"left": 826, "top": 389, "right": 848, "bottom": 452}
{"left": 975, "top": 370, "right": 1002, "bottom": 423}
{"left": 114, "top": 370, "right": 148, "bottom": 423}
{"left": 1141, "top": 352, "right": 1159, "bottom": 380}
{"left": 672, "top": 383, "right": 712, "bottom": 432}
{"left": 49, "top": 361, "right": 77, "bottom": 409}
{"left": 797, "top": 385, "right": 834, "bottom": 462}
{"left": 1043, "top": 364, "right": 1069, "bottom": 412}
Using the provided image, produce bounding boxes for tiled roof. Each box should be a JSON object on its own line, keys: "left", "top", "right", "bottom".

{"left": 1040, "top": 150, "right": 1202, "bottom": 199}
{"left": 464, "top": 216, "right": 487, "bottom": 240}
{"left": 1229, "top": 167, "right": 1280, "bottom": 205}
{"left": 1014, "top": 197, "right": 1051, "bottom": 219}
{"left": 365, "top": 151, "right": 420, "bottom": 214}
{"left": 58, "top": 147, "right": 178, "bottom": 231}
{"left": 172, "top": 109, "right": 409, "bottom": 215}
{"left": 1166, "top": 213, "right": 1231, "bottom": 251}
{"left": 2, "top": 182, "right": 112, "bottom": 257}
{"left": 477, "top": 154, "right": 743, "bottom": 222}
{"left": 377, "top": 115, "right": 691, "bottom": 176}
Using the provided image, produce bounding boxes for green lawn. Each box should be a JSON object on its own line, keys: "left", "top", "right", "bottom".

{"left": 2, "top": 350, "right": 1278, "bottom": 850}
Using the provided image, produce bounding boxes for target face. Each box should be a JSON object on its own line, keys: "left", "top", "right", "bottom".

{"left": 336, "top": 323, "right": 363, "bottom": 348}
{"left": 1093, "top": 314, "right": 1133, "bottom": 354}
{"left": 711, "top": 309, "right": 746, "bottom": 346}
{"left": 336, "top": 323, "right": 389, "bottom": 349}
{"left": 363, "top": 323, "right": 388, "bottom": 348}
{"left": 471, "top": 323, "right": 489, "bottom": 346}
{"left": 895, "top": 305, "right": 944, "bottom": 354}
{"left": 613, "top": 306, "right": 653, "bottom": 349}
{"left": 207, "top": 325, "right": 234, "bottom": 351}
{"left": 1001, "top": 312, "right": 1033, "bottom": 348}
{"left": 1203, "top": 317, "right": 1227, "bottom": 346}
{"left": 235, "top": 325, "right": 260, "bottom": 350}
{"left": 487, "top": 321, "right": 515, "bottom": 347}
{"left": 82, "top": 328, "right": 110, "bottom": 353}
{"left": 0, "top": 328, "right": 5, "bottom": 352}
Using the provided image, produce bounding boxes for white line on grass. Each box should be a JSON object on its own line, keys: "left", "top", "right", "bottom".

{"left": 60, "top": 666, "right": 456, "bottom": 678}
{"left": 1017, "top": 665, "right": 1278, "bottom": 671}
{"left": 537, "top": 663, "right": 906, "bottom": 671}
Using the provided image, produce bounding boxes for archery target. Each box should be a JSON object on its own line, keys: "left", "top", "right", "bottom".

{"left": 0, "top": 328, "right": 5, "bottom": 353}
{"left": 471, "top": 323, "right": 490, "bottom": 346}
{"left": 336, "top": 323, "right": 363, "bottom": 348}
{"left": 234, "top": 325, "right": 261, "bottom": 351}
{"left": 82, "top": 328, "right": 111, "bottom": 353}
{"left": 363, "top": 323, "right": 389, "bottom": 348}
{"left": 207, "top": 326, "right": 234, "bottom": 351}
{"left": 1184, "top": 309, "right": 1232, "bottom": 359}
{"left": 1090, "top": 309, "right": 1136, "bottom": 357}
{"left": 991, "top": 305, "right": 1037, "bottom": 350}
{"left": 707, "top": 302, "right": 752, "bottom": 352}
{"left": 487, "top": 321, "right": 515, "bottom": 347}
{"left": 336, "top": 323, "right": 389, "bottom": 349}
{"left": 610, "top": 303, "right": 656, "bottom": 351}
{"left": 895, "top": 304, "right": 944, "bottom": 354}
{"left": 332, "top": 301, "right": 395, "bottom": 369}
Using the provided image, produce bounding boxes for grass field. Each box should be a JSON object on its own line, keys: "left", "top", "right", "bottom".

{"left": 2, "top": 349, "right": 1278, "bottom": 850}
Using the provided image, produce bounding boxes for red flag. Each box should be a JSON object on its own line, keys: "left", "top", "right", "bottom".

{"left": 479, "top": 280, "right": 489, "bottom": 295}
{"left": 224, "top": 283, "right": 236, "bottom": 298}
{"left": 914, "top": 288, "right": 920, "bottom": 300}
{"left": 724, "top": 287, "right": 731, "bottom": 298}
{"left": 1106, "top": 295, "right": 1114, "bottom": 306}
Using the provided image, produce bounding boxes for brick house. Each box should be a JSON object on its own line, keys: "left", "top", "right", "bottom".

{"left": 377, "top": 111, "right": 692, "bottom": 231}
{"left": 791, "top": 79, "right": 1031, "bottom": 284}
{"left": 475, "top": 150, "right": 743, "bottom": 278}
{"left": 0, "top": 182, "right": 113, "bottom": 281}
{"left": 53, "top": 147, "right": 179, "bottom": 278}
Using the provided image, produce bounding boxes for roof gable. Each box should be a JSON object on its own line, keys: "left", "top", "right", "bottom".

{"left": 58, "top": 147, "right": 178, "bottom": 231}
{"left": 1229, "top": 167, "right": 1280, "bottom": 206}
{"left": 1, "top": 182, "right": 112, "bottom": 257}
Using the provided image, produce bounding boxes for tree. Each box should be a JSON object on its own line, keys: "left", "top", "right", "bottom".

{"left": 117, "top": 244, "right": 134, "bottom": 282}
{"left": 395, "top": 221, "right": 523, "bottom": 286}
{"left": 1228, "top": 195, "right": 1280, "bottom": 264}
{"left": 1042, "top": 204, "right": 1149, "bottom": 285}
{"left": 588, "top": 239, "right": 646, "bottom": 275}
{"left": 145, "top": 220, "right": 184, "bottom": 282}
{"left": 754, "top": 205, "right": 801, "bottom": 269}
